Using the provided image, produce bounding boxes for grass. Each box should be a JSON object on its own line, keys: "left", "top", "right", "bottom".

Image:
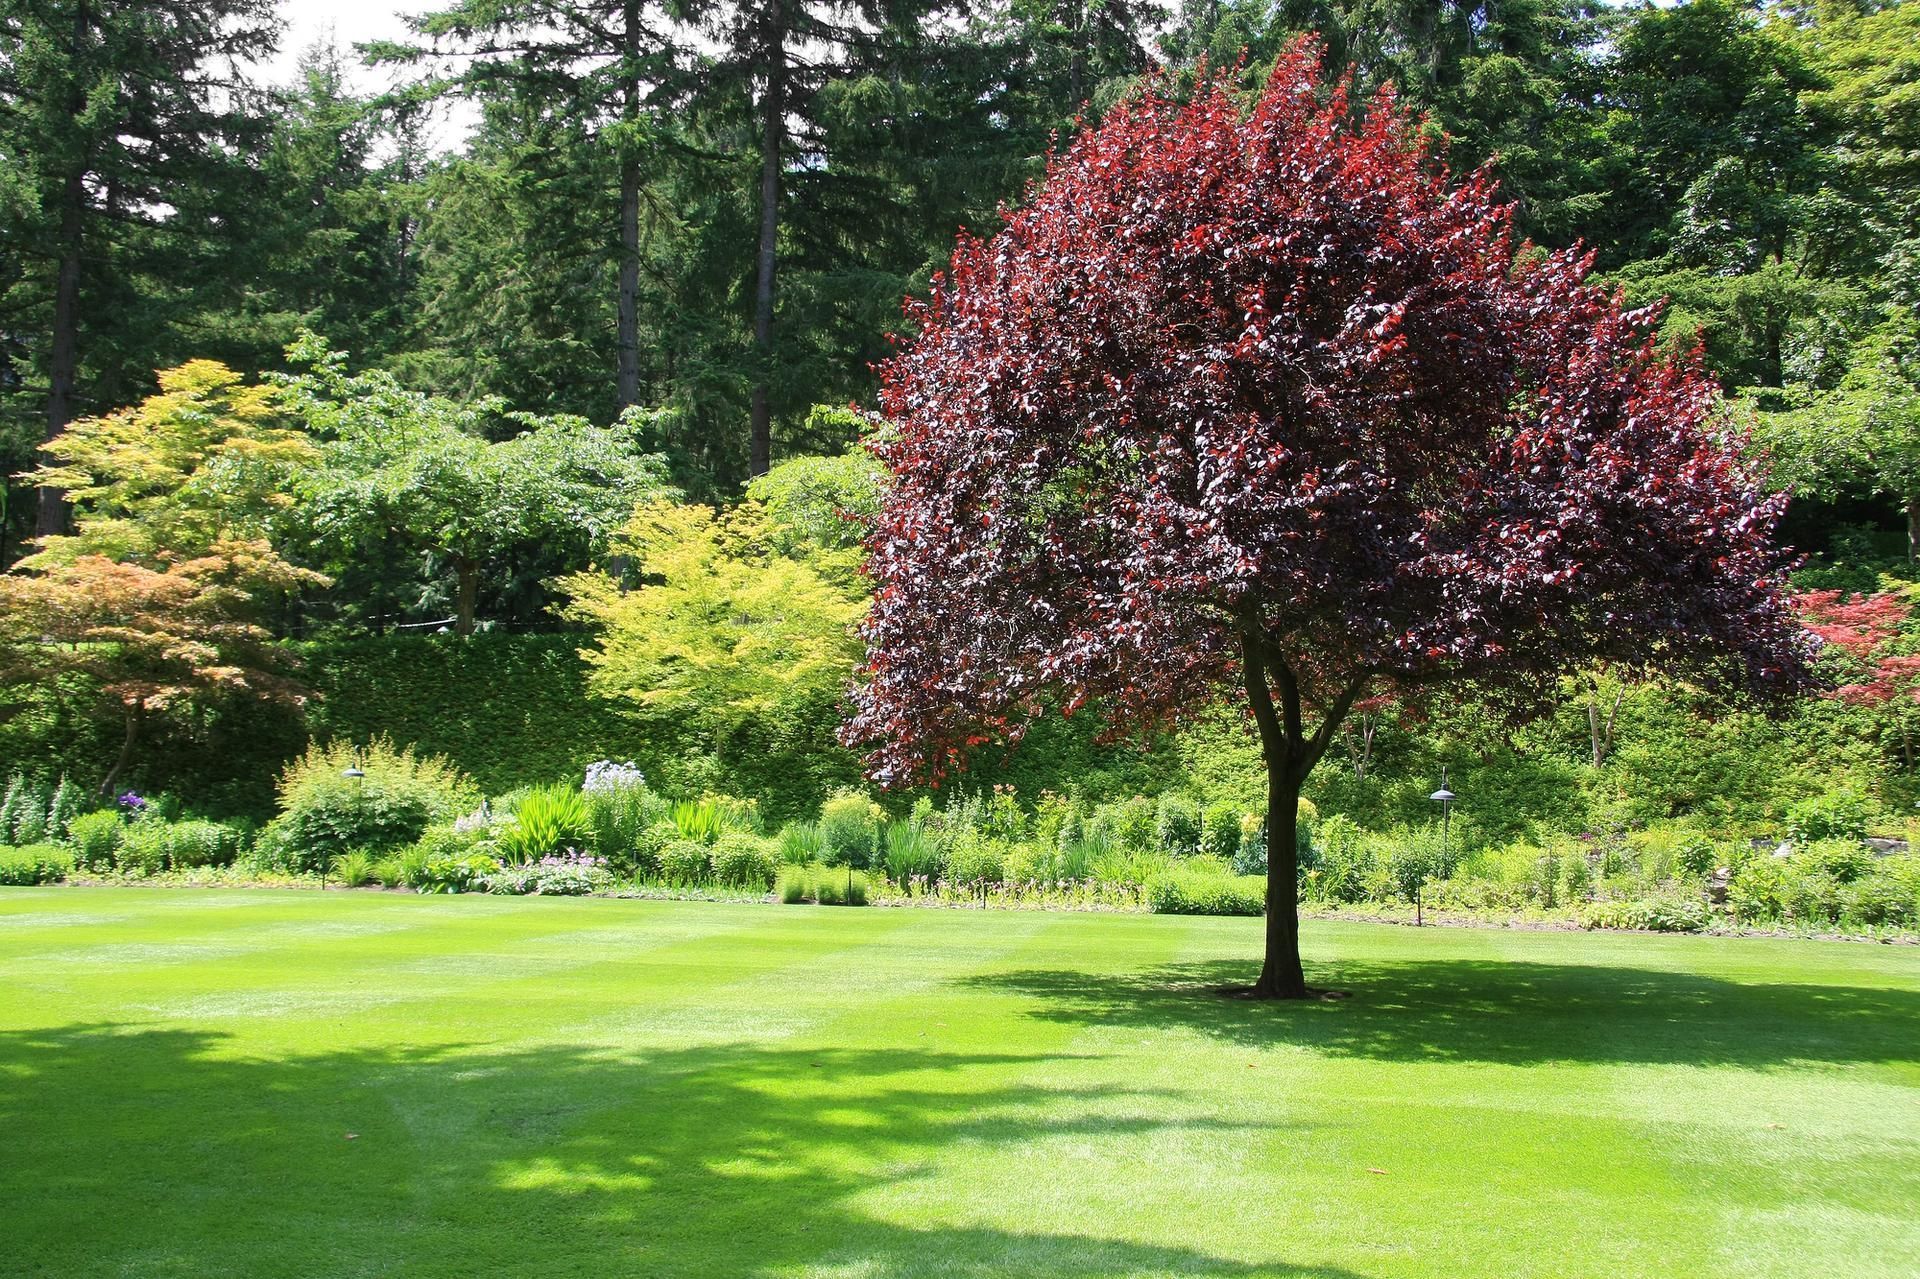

{"left": 1, "top": 889, "right": 1916, "bottom": 1278}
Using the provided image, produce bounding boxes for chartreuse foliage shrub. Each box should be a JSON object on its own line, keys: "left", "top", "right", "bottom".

{"left": 0, "top": 844, "right": 73, "bottom": 885}
{"left": 818, "top": 790, "right": 882, "bottom": 867}
{"left": 659, "top": 839, "right": 713, "bottom": 885}
{"left": 777, "top": 863, "right": 871, "bottom": 906}
{"left": 269, "top": 738, "right": 478, "bottom": 873}
{"left": 67, "top": 810, "right": 123, "bottom": 870}
{"left": 1146, "top": 862, "right": 1266, "bottom": 916}
{"left": 711, "top": 832, "right": 780, "bottom": 890}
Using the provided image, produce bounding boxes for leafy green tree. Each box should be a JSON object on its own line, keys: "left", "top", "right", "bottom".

{"left": 279, "top": 337, "right": 673, "bottom": 634}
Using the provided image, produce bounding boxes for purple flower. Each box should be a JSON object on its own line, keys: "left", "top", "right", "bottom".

{"left": 117, "top": 792, "right": 147, "bottom": 812}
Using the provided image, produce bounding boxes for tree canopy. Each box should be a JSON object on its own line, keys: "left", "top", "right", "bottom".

{"left": 847, "top": 44, "right": 1816, "bottom": 995}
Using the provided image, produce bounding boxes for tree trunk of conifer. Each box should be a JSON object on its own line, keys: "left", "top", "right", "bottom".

{"left": 39, "top": 183, "right": 85, "bottom": 540}
{"left": 616, "top": 0, "right": 642, "bottom": 408}
{"left": 749, "top": 0, "right": 787, "bottom": 478}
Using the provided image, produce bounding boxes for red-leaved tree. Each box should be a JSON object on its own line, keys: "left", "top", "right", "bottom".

{"left": 846, "top": 45, "right": 1816, "bottom": 998}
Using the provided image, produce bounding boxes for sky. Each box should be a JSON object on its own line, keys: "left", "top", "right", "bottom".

{"left": 271, "top": 0, "right": 422, "bottom": 82}
{"left": 267, "top": 0, "right": 476, "bottom": 148}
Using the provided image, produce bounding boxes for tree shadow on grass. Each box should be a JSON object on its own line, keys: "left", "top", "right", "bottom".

{"left": 963, "top": 958, "right": 1920, "bottom": 1069}
{"left": 0, "top": 1024, "right": 1360, "bottom": 1279}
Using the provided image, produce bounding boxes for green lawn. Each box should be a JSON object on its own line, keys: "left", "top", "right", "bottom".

{"left": 2, "top": 890, "right": 1916, "bottom": 1278}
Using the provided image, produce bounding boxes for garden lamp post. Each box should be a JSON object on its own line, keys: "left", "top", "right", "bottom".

{"left": 330, "top": 768, "right": 366, "bottom": 888}
{"left": 1430, "top": 768, "right": 1456, "bottom": 858}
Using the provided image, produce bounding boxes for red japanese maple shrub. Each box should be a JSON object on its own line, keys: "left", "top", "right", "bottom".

{"left": 847, "top": 43, "right": 1815, "bottom": 997}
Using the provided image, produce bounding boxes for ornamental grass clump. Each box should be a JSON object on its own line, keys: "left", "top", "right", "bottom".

{"left": 500, "top": 784, "right": 594, "bottom": 863}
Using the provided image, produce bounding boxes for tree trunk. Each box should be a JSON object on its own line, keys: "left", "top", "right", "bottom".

{"left": 454, "top": 557, "right": 478, "bottom": 636}
{"left": 1254, "top": 760, "right": 1309, "bottom": 998}
{"left": 99, "top": 707, "right": 139, "bottom": 799}
{"left": 38, "top": 181, "right": 86, "bottom": 540}
{"left": 616, "top": 0, "right": 642, "bottom": 409}
{"left": 749, "top": 0, "right": 787, "bottom": 478}
{"left": 37, "top": 0, "right": 91, "bottom": 541}
{"left": 1907, "top": 493, "right": 1919, "bottom": 565}
{"left": 1240, "top": 634, "right": 1365, "bottom": 998}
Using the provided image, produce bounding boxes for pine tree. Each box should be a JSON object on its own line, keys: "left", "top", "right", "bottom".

{"left": 0, "top": 0, "right": 279, "bottom": 538}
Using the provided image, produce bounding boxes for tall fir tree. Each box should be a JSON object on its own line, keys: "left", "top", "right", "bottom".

{"left": 0, "top": 0, "right": 279, "bottom": 540}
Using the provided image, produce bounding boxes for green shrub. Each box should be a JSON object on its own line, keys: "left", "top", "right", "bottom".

{"left": 1786, "top": 793, "right": 1872, "bottom": 845}
{"left": 881, "top": 820, "right": 942, "bottom": 885}
{"left": 624, "top": 820, "right": 680, "bottom": 878}
{"left": 0, "top": 844, "right": 72, "bottom": 885}
{"left": 45, "top": 778, "right": 83, "bottom": 842}
{"left": 1147, "top": 869, "right": 1266, "bottom": 915}
{"left": 499, "top": 784, "right": 594, "bottom": 863}
{"left": 410, "top": 824, "right": 488, "bottom": 861}
{"left": 813, "top": 866, "right": 870, "bottom": 906}
{"left": 67, "top": 810, "right": 123, "bottom": 870}
{"left": 1580, "top": 896, "right": 1711, "bottom": 933}
{"left": 819, "top": 789, "right": 882, "bottom": 867}
{"left": 332, "top": 850, "right": 377, "bottom": 887}
{"left": 659, "top": 839, "right": 713, "bottom": 884}
{"left": 944, "top": 835, "right": 1006, "bottom": 887}
{"left": 1839, "top": 866, "right": 1918, "bottom": 927}
{"left": 777, "top": 822, "right": 824, "bottom": 865}
{"left": 777, "top": 864, "right": 813, "bottom": 904}
{"left": 584, "top": 775, "right": 666, "bottom": 867}
{"left": 273, "top": 738, "right": 479, "bottom": 873}
{"left": 1729, "top": 855, "right": 1791, "bottom": 923}
{"left": 712, "top": 832, "right": 779, "bottom": 890}
{"left": 163, "top": 819, "right": 247, "bottom": 868}
{"left": 1104, "top": 796, "right": 1158, "bottom": 852}
{"left": 1199, "top": 803, "right": 1241, "bottom": 861}
{"left": 1307, "top": 815, "right": 1374, "bottom": 904}
{"left": 1798, "top": 837, "right": 1874, "bottom": 885}
{"left": 115, "top": 823, "right": 170, "bottom": 875}
{"left": 775, "top": 864, "right": 869, "bottom": 905}
{"left": 1154, "top": 794, "right": 1202, "bottom": 856}
{"left": 1386, "top": 824, "right": 1455, "bottom": 911}
{"left": 372, "top": 856, "right": 406, "bottom": 888}
{"left": 0, "top": 775, "right": 48, "bottom": 845}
